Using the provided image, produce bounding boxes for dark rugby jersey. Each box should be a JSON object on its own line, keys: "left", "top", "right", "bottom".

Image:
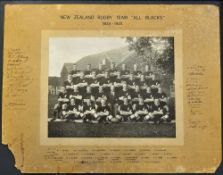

{"left": 89, "top": 78, "right": 98, "bottom": 84}
{"left": 84, "top": 77, "right": 93, "bottom": 84}
{"left": 120, "top": 104, "right": 133, "bottom": 112}
{"left": 68, "top": 104, "right": 79, "bottom": 111}
{"left": 132, "top": 70, "right": 142, "bottom": 76}
{"left": 118, "top": 90, "right": 130, "bottom": 98}
{"left": 153, "top": 92, "right": 167, "bottom": 99}
{"left": 83, "top": 104, "right": 96, "bottom": 111}
{"left": 72, "top": 76, "right": 81, "bottom": 85}
{"left": 96, "top": 92, "right": 108, "bottom": 101}
{"left": 64, "top": 80, "right": 73, "bottom": 86}
{"left": 109, "top": 76, "right": 117, "bottom": 83}
{"left": 64, "top": 80, "right": 74, "bottom": 95}
{"left": 134, "top": 104, "right": 148, "bottom": 112}
{"left": 120, "top": 70, "right": 130, "bottom": 82}
{"left": 69, "top": 70, "right": 80, "bottom": 75}
{"left": 136, "top": 80, "right": 148, "bottom": 87}
{"left": 143, "top": 93, "right": 153, "bottom": 99}
{"left": 89, "top": 78, "right": 99, "bottom": 94}
{"left": 114, "top": 78, "right": 122, "bottom": 84}
{"left": 98, "top": 77, "right": 110, "bottom": 85}
{"left": 77, "top": 78, "right": 87, "bottom": 84}
{"left": 143, "top": 71, "right": 153, "bottom": 77}
{"left": 150, "top": 79, "right": 160, "bottom": 86}
{"left": 130, "top": 91, "right": 143, "bottom": 99}
{"left": 120, "top": 70, "right": 130, "bottom": 75}
{"left": 108, "top": 69, "right": 118, "bottom": 74}
{"left": 61, "top": 109, "right": 69, "bottom": 117}
{"left": 108, "top": 69, "right": 118, "bottom": 82}
{"left": 127, "top": 79, "right": 137, "bottom": 86}
{"left": 134, "top": 76, "right": 141, "bottom": 85}
{"left": 114, "top": 78, "right": 123, "bottom": 92}
{"left": 107, "top": 91, "right": 117, "bottom": 103}
{"left": 83, "top": 93, "right": 94, "bottom": 100}
{"left": 143, "top": 92, "right": 154, "bottom": 106}
{"left": 84, "top": 70, "right": 92, "bottom": 75}
{"left": 96, "top": 69, "right": 105, "bottom": 75}
{"left": 101, "top": 78, "right": 111, "bottom": 94}
{"left": 58, "top": 92, "right": 69, "bottom": 99}
{"left": 96, "top": 75, "right": 104, "bottom": 84}
{"left": 151, "top": 104, "right": 163, "bottom": 112}
{"left": 85, "top": 77, "right": 97, "bottom": 85}
{"left": 97, "top": 105, "right": 110, "bottom": 113}
{"left": 70, "top": 92, "right": 82, "bottom": 106}
{"left": 77, "top": 78, "right": 87, "bottom": 95}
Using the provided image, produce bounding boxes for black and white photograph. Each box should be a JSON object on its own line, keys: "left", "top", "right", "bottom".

{"left": 48, "top": 37, "right": 175, "bottom": 137}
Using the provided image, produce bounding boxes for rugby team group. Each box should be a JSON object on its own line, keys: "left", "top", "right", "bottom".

{"left": 51, "top": 63, "right": 172, "bottom": 124}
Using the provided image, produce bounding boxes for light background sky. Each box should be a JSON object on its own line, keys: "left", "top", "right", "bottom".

{"left": 49, "top": 37, "right": 127, "bottom": 76}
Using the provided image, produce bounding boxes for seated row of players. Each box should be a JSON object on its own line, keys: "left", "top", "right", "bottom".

{"left": 64, "top": 63, "right": 161, "bottom": 96}
{"left": 52, "top": 84, "right": 170, "bottom": 123}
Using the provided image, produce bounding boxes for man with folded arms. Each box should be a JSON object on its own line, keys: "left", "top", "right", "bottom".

{"left": 131, "top": 97, "right": 149, "bottom": 122}
{"left": 144, "top": 98, "right": 170, "bottom": 123}
{"left": 82, "top": 99, "right": 97, "bottom": 123}
{"left": 96, "top": 99, "right": 112, "bottom": 123}
{"left": 64, "top": 74, "right": 74, "bottom": 95}
{"left": 116, "top": 97, "right": 134, "bottom": 122}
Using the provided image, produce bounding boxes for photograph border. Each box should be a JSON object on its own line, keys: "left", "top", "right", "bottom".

{"left": 40, "top": 29, "right": 184, "bottom": 146}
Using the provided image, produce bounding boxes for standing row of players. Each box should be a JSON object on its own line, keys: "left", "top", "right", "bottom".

{"left": 52, "top": 63, "right": 171, "bottom": 123}
{"left": 64, "top": 63, "right": 161, "bottom": 95}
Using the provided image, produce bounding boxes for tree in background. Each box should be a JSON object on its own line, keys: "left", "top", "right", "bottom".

{"left": 125, "top": 37, "right": 174, "bottom": 76}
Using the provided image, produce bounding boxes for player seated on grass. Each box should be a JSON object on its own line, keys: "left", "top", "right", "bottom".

{"left": 116, "top": 97, "right": 134, "bottom": 122}
{"left": 144, "top": 98, "right": 170, "bottom": 123}
{"left": 131, "top": 97, "right": 149, "bottom": 122}
{"left": 82, "top": 99, "right": 97, "bottom": 123}
{"left": 66, "top": 98, "right": 82, "bottom": 121}
{"left": 96, "top": 99, "right": 112, "bottom": 123}
{"left": 53, "top": 87, "right": 69, "bottom": 119}
{"left": 143, "top": 87, "right": 154, "bottom": 106}
{"left": 61, "top": 103, "right": 80, "bottom": 121}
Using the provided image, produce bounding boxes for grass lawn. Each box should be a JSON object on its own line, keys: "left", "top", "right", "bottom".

{"left": 48, "top": 122, "right": 175, "bottom": 137}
